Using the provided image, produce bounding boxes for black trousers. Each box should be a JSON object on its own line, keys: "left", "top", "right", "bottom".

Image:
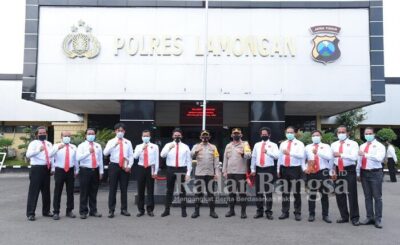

{"left": 53, "top": 167, "right": 75, "bottom": 214}
{"left": 193, "top": 175, "right": 216, "bottom": 211}
{"left": 26, "top": 165, "right": 51, "bottom": 217}
{"left": 361, "top": 169, "right": 383, "bottom": 222}
{"left": 79, "top": 167, "right": 100, "bottom": 215}
{"left": 136, "top": 165, "right": 155, "bottom": 213}
{"left": 226, "top": 174, "right": 247, "bottom": 211}
{"left": 108, "top": 163, "right": 129, "bottom": 212}
{"left": 165, "top": 166, "right": 187, "bottom": 209}
{"left": 255, "top": 166, "right": 275, "bottom": 214}
{"left": 280, "top": 166, "right": 302, "bottom": 215}
{"left": 335, "top": 165, "right": 360, "bottom": 222}
{"left": 387, "top": 158, "right": 397, "bottom": 182}
{"left": 306, "top": 168, "right": 330, "bottom": 217}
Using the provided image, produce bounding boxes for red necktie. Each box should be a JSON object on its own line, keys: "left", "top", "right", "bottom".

{"left": 284, "top": 141, "right": 292, "bottom": 167}
{"left": 143, "top": 144, "right": 149, "bottom": 168}
{"left": 175, "top": 143, "right": 179, "bottom": 168}
{"left": 362, "top": 142, "right": 372, "bottom": 169}
{"left": 119, "top": 139, "right": 124, "bottom": 168}
{"left": 338, "top": 141, "right": 345, "bottom": 172}
{"left": 90, "top": 142, "right": 97, "bottom": 168}
{"left": 260, "top": 142, "right": 266, "bottom": 167}
{"left": 314, "top": 144, "right": 320, "bottom": 172}
{"left": 64, "top": 144, "right": 70, "bottom": 172}
{"left": 42, "top": 141, "right": 50, "bottom": 170}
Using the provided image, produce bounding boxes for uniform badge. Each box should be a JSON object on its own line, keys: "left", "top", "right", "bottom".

{"left": 311, "top": 25, "right": 341, "bottom": 64}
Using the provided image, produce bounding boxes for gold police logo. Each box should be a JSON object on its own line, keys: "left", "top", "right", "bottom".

{"left": 62, "top": 20, "right": 100, "bottom": 59}
{"left": 310, "top": 25, "right": 341, "bottom": 64}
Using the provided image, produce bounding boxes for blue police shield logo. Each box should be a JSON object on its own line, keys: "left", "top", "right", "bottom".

{"left": 310, "top": 25, "right": 341, "bottom": 64}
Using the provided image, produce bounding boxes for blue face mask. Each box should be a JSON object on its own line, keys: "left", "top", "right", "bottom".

{"left": 142, "top": 136, "right": 150, "bottom": 144}
{"left": 312, "top": 136, "right": 321, "bottom": 144}
{"left": 86, "top": 135, "right": 96, "bottom": 142}
{"left": 365, "top": 134, "right": 375, "bottom": 142}
{"left": 337, "top": 133, "right": 347, "bottom": 141}
{"left": 62, "top": 136, "right": 71, "bottom": 144}
{"left": 286, "top": 133, "right": 295, "bottom": 141}
{"left": 116, "top": 132, "right": 124, "bottom": 139}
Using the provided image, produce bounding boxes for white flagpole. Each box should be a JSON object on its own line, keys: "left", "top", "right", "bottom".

{"left": 202, "top": 0, "right": 209, "bottom": 131}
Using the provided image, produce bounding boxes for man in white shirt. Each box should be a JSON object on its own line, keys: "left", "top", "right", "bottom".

{"left": 386, "top": 142, "right": 398, "bottom": 182}
{"left": 133, "top": 129, "right": 159, "bottom": 217}
{"left": 26, "top": 126, "right": 54, "bottom": 221}
{"left": 357, "top": 127, "right": 386, "bottom": 229}
{"left": 304, "top": 130, "right": 333, "bottom": 223}
{"left": 103, "top": 123, "right": 134, "bottom": 218}
{"left": 277, "top": 126, "right": 306, "bottom": 221}
{"left": 251, "top": 127, "right": 279, "bottom": 220}
{"left": 77, "top": 128, "right": 104, "bottom": 219}
{"left": 160, "top": 128, "right": 192, "bottom": 218}
{"left": 331, "top": 125, "right": 360, "bottom": 226}
{"left": 50, "top": 131, "right": 79, "bottom": 220}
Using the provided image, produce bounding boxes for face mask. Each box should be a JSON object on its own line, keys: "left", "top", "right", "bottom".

{"left": 116, "top": 132, "right": 124, "bottom": 139}
{"left": 201, "top": 137, "right": 210, "bottom": 142}
{"left": 174, "top": 137, "right": 181, "bottom": 143}
{"left": 142, "top": 136, "right": 150, "bottom": 144}
{"left": 233, "top": 135, "right": 241, "bottom": 141}
{"left": 62, "top": 136, "right": 71, "bottom": 144}
{"left": 311, "top": 136, "right": 321, "bottom": 144}
{"left": 286, "top": 133, "right": 295, "bottom": 141}
{"left": 365, "top": 134, "right": 375, "bottom": 142}
{"left": 337, "top": 133, "right": 347, "bottom": 141}
{"left": 38, "top": 135, "right": 47, "bottom": 141}
{"left": 87, "top": 135, "right": 95, "bottom": 142}
{"left": 261, "top": 136, "right": 269, "bottom": 141}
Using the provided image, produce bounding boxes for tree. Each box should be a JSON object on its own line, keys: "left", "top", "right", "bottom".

{"left": 335, "top": 108, "right": 366, "bottom": 138}
{"left": 376, "top": 128, "right": 397, "bottom": 142}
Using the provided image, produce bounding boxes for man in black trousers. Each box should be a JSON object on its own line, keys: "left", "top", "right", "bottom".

{"left": 26, "top": 126, "right": 54, "bottom": 221}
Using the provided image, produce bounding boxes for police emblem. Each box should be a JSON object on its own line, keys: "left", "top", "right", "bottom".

{"left": 62, "top": 20, "right": 100, "bottom": 59}
{"left": 310, "top": 25, "right": 341, "bottom": 64}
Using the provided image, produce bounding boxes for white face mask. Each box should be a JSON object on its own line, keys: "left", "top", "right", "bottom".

{"left": 337, "top": 133, "right": 347, "bottom": 141}
{"left": 311, "top": 136, "right": 321, "bottom": 144}
{"left": 142, "top": 136, "right": 150, "bottom": 144}
{"left": 116, "top": 132, "right": 124, "bottom": 139}
{"left": 62, "top": 136, "right": 71, "bottom": 144}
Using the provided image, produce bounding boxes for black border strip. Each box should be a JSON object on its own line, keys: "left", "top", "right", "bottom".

{"left": 386, "top": 77, "right": 400, "bottom": 85}
{"left": 0, "top": 74, "right": 23, "bottom": 80}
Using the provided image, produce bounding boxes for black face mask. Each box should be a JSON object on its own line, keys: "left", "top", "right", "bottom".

{"left": 233, "top": 135, "right": 241, "bottom": 141}
{"left": 261, "top": 136, "right": 269, "bottom": 141}
{"left": 174, "top": 137, "right": 181, "bottom": 143}
{"left": 38, "top": 135, "right": 47, "bottom": 141}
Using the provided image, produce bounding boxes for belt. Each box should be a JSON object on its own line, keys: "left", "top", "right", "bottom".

{"left": 361, "top": 168, "right": 382, "bottom": 172}
{"left": 281, "top": 165, "right": 302, "bottom": 169}
{"left": 80, "top": 167, "right": 98, "bottom": 170}
{"left": 55, "top": 167, "right": 74, "bottom": 170}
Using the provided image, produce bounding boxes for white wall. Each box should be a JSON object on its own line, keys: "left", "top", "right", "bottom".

{"left": 383, "top": 0, "right": 400, "bottom": 77}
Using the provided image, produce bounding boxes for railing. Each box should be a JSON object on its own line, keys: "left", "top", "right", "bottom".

{"left": 0, "top": 153, "right": 6, "bottom": 173}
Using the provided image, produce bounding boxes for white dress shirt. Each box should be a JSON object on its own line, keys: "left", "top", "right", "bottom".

{"left": 76, "top": 141, "right": 104, "bottom": 174}
{"left": 251, "top": 140, "right": 279, "bottom": 173}
{"left": 305, "top": 143, "right": 334, "bottom": 171}
{"left": 160, "top": 141, "right": 192, "bottom": 176}
{"left": 386, "top": 144, "right": 398, "bottom": 162}
{"left": 103, "top": 137, "right": 134, "bottom": 167}
{"left": 331, "top": 139, "right": 359, "bottom": 168}
{"left": 26, "top": 140, "right": 53, "bottom": 166}
{"left": 357, "top": 139, "right": 386, "bottom": 176}
{"left": 278, "top": 139, "right": 306, "bottom": 172}
{"left": 133, "top": 142, "right": 160, "bottom": 175}
{"left": 50, "top": 143, "right": 79, "bottom": 174}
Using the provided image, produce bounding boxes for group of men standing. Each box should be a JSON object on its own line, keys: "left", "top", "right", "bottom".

{"left": 25, "top": 123, "right": 387, "bottom": 229}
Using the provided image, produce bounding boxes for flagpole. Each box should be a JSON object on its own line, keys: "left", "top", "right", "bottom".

{"left": 201, "top": 0, "right": 209, "bottom": 131}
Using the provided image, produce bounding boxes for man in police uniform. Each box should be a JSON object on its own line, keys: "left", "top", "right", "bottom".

{"left": 103, "top": 123, "right": 134, "bottom": 218}
{"left": 50, "top": 131, "right": 79, "bottom": 220}
{"left": 357, "top": 127, "right": 386, "bottom": 228}
{"left": 223, "top": 128, "right": 252, "bottom": 219}
{"left": 26, "top": 126, "right": 54, "bottom": 221}
{"left": 191, "top": 130, "right": 220, "bottom": 219}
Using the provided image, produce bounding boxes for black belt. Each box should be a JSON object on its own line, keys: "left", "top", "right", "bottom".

{"left": 281, "top": 165, "right": 302, "bottom": 169}
{"left": 80, "top": 167, "right": 98, "bottom": 171}
{"left": 361, "top": 168, "right": 382, "bottom": 172}
{"left": 55, "top": 167, "right": 74, "bottom": 170}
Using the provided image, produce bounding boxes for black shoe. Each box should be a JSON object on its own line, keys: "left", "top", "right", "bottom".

{"left": 352, "top": 220, "right": 360, "bottom": 226}
{"left": 225, "top": 210, "right": 235, "bottom": 217}
{"left": 323, "top": 216, "right": 332, "bottom": 223}
{"left": 266, "top": 213, "right": 274, "bottom": 220}
{"left": 161, "top": 209, "right": 170, "bottom": 217}
{"left": 241, "top": 212, "right": 247, "bottom": 219}
{"left": 279, "top": 213, "right": 289, "bottom": 220}
{"left": 336, "top": 218, "right": 349, "bottom": 223}
{"left": 108, "top": 211, "right": 115, "bottom": 218}
{"left": 295, "top": 214, "right": 302, "bottom": 221}
{"left": 253, "top": 212, "right": 263, "bottom": 219}
{"left": 80, "top": 214, "right": 87, "bottom": 219}
{"left": 53, "top": 214, "right": 60, "bottom": 220}
{"left": 191, "top": 210, "right": 200, "bottom": 219}
{"left": 43, "top": 212, "right": 54, "bottom": 217}
{"left": 121, "top": 210, "right": 131, "bottom": 217}
{"left": 308, "top": 215, "right": 315, "bottom": 222}
{"left": 137, "top": 212, "right": 145, "bottom": 217}
{"left": 181, "top": 209, "right": 187, "bottom": 218}
{"left": 66, "top": 212, "right": 76, "bottom": 218}
{"left": 360, "top": 218, "right": 375, "bottom": 225}
{"left": 89, "top": 212, "right": 102, "bottom": 218}
{"left": 27, "top": 215, "right": 36, "bottom": 221}
{"left": 210, "top": 211, "right": 218, "bottom": 219}
{"left": 374, "top": 220, "right": 383, "bottom": 229}
{"left": 147, "top": 211, "right": 154, "bottom": 217}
